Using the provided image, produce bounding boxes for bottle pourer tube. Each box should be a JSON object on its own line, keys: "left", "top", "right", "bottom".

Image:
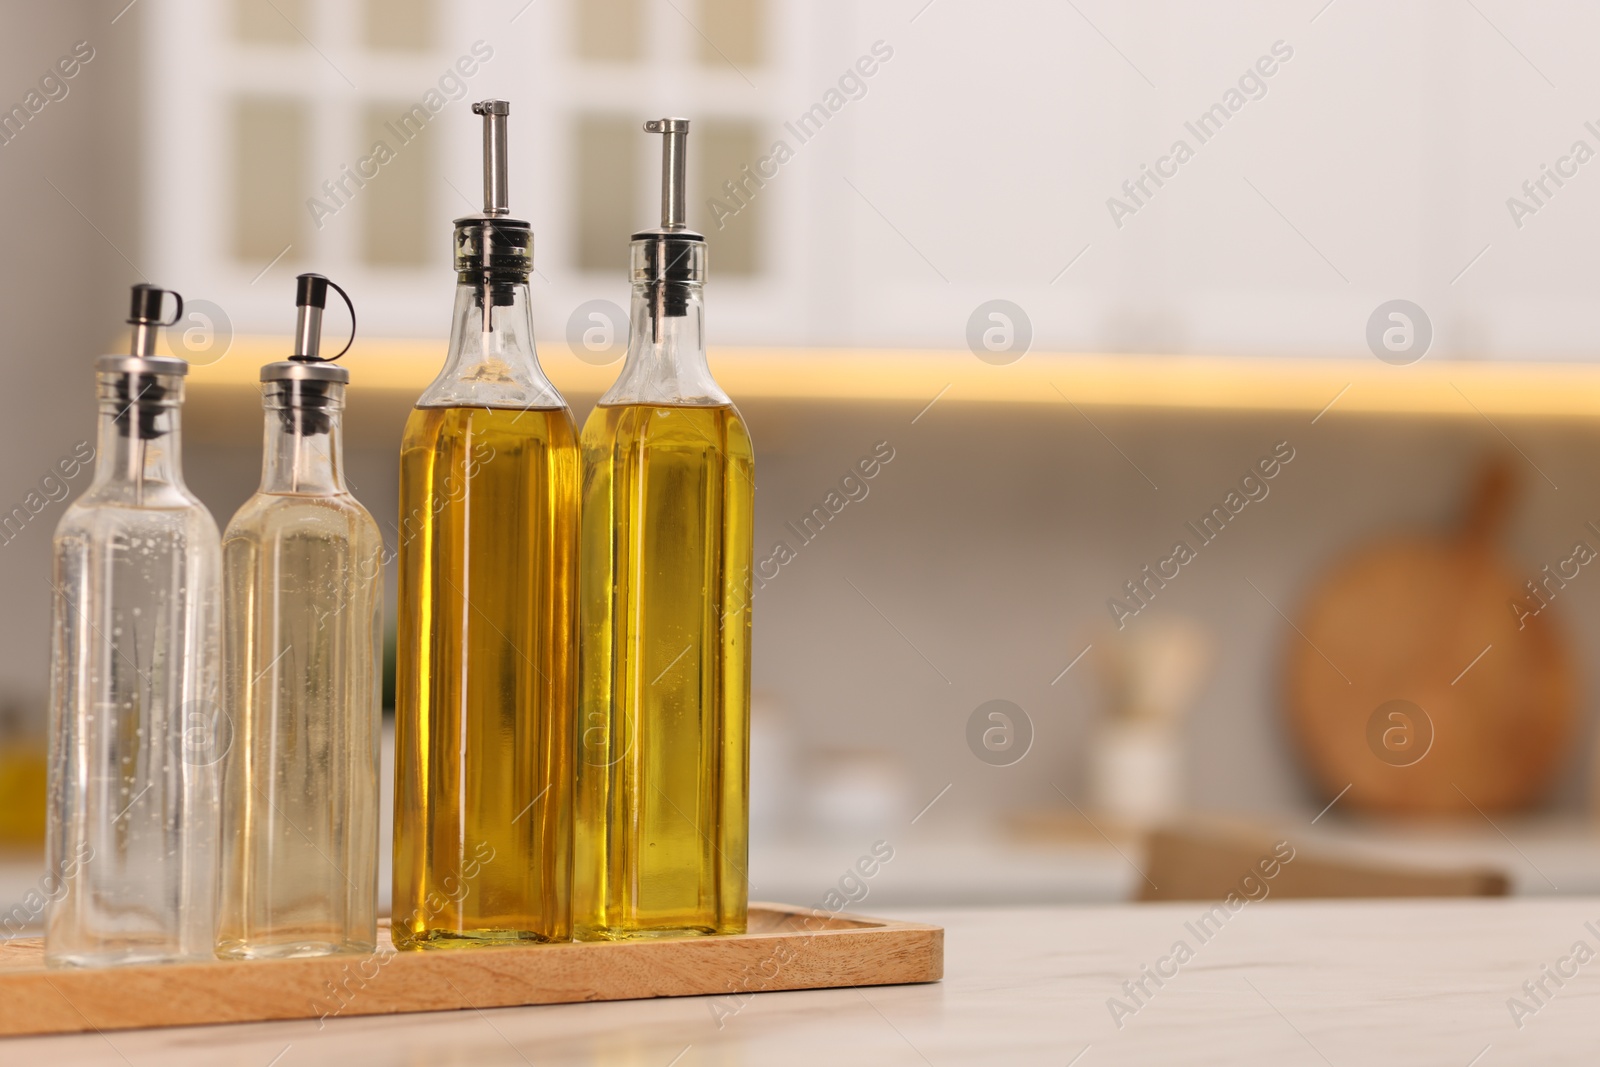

{"left": 474, "top": 99, "right": 510, "bottom": 217}
{"left": 127, "top": 283, "right": 182, "bottom": 358}
{"left": 294, "top": 274, "right": 329, "bottom": 361}
{"left": 645, "top": 117, "right": 690, "bottom": 232}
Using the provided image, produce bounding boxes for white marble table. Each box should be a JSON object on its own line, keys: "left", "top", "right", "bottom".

{"left": 7, "top": 899, "right": 1599, "bottom": 1065}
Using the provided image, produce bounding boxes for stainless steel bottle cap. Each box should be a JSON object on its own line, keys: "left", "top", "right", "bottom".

{"left": 260, "top": 360, "right": 350, "bottom": 384}
{"left": 95, "top": 354, "right": 189, "bottom": 376}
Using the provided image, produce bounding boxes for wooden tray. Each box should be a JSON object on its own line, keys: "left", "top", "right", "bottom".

{"left": 0, "top": 903, "right": 942, "bottom": 1037}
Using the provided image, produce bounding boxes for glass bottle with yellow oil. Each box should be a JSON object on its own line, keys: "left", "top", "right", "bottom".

{"left": 217, "top": 275, "right": 382, "bottom": 959}
{"left": 574, "top": 119, "right": 754, "bottom": 940}
{"left": 393, "top": 100, "right": 578, "bottom": 948}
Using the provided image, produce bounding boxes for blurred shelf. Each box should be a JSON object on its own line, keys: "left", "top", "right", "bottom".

{"left": 184, "top": 337, "right": 1600, "bottom": 420}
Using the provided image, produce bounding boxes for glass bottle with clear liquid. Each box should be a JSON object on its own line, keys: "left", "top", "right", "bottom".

{"left": 217, "top": 275, "right": 382, "bottom": 959}
{"left": 47, "top": 285, "right": 223, "bottom": 966}
{"left": 575, "top": 119, "right": 754, "bottom": 940}
{"left": 393, "top": 100, "right": 578, "bottom": 947}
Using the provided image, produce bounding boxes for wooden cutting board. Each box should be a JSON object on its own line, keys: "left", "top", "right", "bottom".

{"left": 0, "top": 904, "right": 942, "bottom": 1037}
{"left": 1286, "top": 459, "right": 1576, "bottom": 815}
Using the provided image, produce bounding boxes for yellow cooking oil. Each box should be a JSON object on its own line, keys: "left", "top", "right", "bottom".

{"left": 575, "top": 402, "right": 754, "bottom": 939}
{"left": 393, "top": 404, "right": 578, "bottom": 947}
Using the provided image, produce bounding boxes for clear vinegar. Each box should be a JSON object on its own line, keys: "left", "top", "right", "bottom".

{"left": 575, "top": 403, "right": 754, "bottom": 939}
{"left": 393, "top": 405, "right": 578, "bottom": 946}
{"left": 48, "top": 334, "right": 223, "bottom": 968}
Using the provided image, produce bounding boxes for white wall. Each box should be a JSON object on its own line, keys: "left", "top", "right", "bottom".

{"left": 0, "top": 1, "right": 144, "bottom": 720}
{"left": 135, "top": 0, "right": 1600, "bottom": 358}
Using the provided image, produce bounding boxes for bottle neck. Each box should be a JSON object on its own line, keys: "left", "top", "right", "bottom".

{"left": 418, "top": 278, "right": 564, "bottom": 410}
{"left": 259, "top": 380, "right": 346, "bottom": 495}
{"left": 92, "top": 371, "right": 189, "bottom": 496}
{"left": 599, "top": 282, "right": 729, "bottom": 407}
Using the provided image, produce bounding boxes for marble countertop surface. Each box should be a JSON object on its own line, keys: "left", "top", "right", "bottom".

{"left": 7, "top": 897, "right": 1600, "bottom": 1065}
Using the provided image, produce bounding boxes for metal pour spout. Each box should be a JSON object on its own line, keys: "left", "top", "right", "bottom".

{"left": 645, "top": 117, "right": 690, "bottom": 231}
{"left": 127, "top": 284, "right": 182, "bottom": 358}
{"left": 294, "top": 274, "right": 327, "bottom": 361}
{"left": 634, "top": 118, "right": 704, "bottom": 342}
{"left": 474, "top": 99, "right": 511, "bottom": 217}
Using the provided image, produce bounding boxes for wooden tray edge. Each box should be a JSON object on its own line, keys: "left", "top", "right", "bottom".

{"left": 0, "top": 902, "right": 944, "bottom": 1038}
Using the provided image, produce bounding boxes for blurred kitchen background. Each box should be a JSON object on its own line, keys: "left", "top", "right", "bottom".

{"left": 6, "top": 0, "right": 1600, "bottom": 915}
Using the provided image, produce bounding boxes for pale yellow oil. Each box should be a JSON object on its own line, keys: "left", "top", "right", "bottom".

{"left": 393, "top": 405, "right": 578, "bottom": 947}
{"left": 574, "top": 403, "right": 754, "bottom": 940}
{"left": 217, "top": 495, "right": 383, "bottom": 959}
